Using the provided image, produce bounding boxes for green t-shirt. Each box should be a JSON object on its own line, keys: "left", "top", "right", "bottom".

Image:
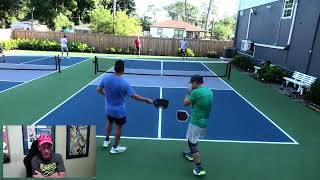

{"left": 188, "top": 86, "right": 213, "bottom": 128}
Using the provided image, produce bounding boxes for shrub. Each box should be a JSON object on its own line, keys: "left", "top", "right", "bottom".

{"left": 258, "top": 65, "right": 287, "bottom": 83}
{"left": 304, "top": 82, "right": 320, "bottom": 106}
{"left": 207, "top": 51, "right": 219, "bottom": 58}
{"left": 232, "top": 55, "right": 254, "bottom": 71}
{"left": 177, "top": 48, "right": 195, "bottom": 57}
{"left": 0, "top": 39, "right": 19, "bottom": 50}
{"left": 1, "top": 39, "right": 93, "bottom": 52}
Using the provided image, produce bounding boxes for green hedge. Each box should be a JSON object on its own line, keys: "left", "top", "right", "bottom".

{"left": 207, "top": 51, "right": 219, "bottom": 58}
{"left": 232, "top": 55, "right": 254, "bottom": 71}
{"left": 258, "top": 64, "right": 287, "bottom": 83}
{"left": 0, "top": 39, "right": 94, "bottom": 53}
{"left": 106, "top": 46, "right": 135, "bottom": 54}
{"left": 305, "top": 82, "right": 320, "bottom": 106}
{"left": 177, "top": 48, "right": 195, "bottom": 57}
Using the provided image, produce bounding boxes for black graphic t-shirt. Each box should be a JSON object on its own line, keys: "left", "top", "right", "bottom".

{"left": 31, "top": 153, "right": 65, "bottom": 177}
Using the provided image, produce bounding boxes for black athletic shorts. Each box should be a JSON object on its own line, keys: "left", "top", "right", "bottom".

{"left": 107, "top": 115, "right": 127, "bottom": 126}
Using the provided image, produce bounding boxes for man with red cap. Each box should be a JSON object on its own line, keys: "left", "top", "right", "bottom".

{"left": 31, "top": 134, "right": 66, "bottom": 178}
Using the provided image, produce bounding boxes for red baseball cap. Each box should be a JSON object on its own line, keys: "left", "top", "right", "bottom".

{"left": 38, "top": 134, "right": 53, "bottom": 146}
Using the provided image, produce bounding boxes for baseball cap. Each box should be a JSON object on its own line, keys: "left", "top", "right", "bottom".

{"left": 189, "top": 75, "right": 203, "bottom": 84}
{"left": 38, "top": 134, "right": 53, "bottom": 146}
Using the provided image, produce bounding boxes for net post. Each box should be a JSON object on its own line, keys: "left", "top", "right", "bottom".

{"left": 94, "top": 56, "right": 97, "bottom": 75}
{"left": 58, "top": 55, "right": 61, "bottom": 73}
{"left": 55, "top": 56, "right": 57, "bottom": 70}
{"left": 227, "top": 61, "right": 231, "bottom": 80}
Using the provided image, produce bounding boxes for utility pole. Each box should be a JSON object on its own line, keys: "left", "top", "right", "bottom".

{"left": 184, "top": 0, "right": 188, "bottom": 23}
{"left": 112, "top": 0, "right": 116, "bottom": 33}
{"left": 31, "top": 7, "right": 35, "bottom": 31}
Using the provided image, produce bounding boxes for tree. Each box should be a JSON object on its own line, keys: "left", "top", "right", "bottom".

{"left": 27, "top": 0, "right": 77, "bottom": 29}
{"left": 164, "top": 1, "right": 199, "bottom": 25}
{"left": 90, "top": 7, "right": 141, "bottom": 35}
{"left": 70, "top": 0, "right": 100, "bottom": 25}
{"left": 146, "top": 4, "right": 160, "bottom": 23}
{"left": 139, "top": 16, "right": 152, "bottom": 31}
{"left": 89, "top": 7, "right": 113, "bottom": 34}
{"left": 106, "top": 0, "right": 136, "bottom": 16}
{"left": 0, "top": 0, "right": 28, "bottom": 28}
{"left": 114, "top": 11, "right": 141, "bottom": 35}
{"left": 211, "top": 15, "right": 236, "bottom": 40}
{"left": 53, "top": 13, "right": 74, "bottom": 31}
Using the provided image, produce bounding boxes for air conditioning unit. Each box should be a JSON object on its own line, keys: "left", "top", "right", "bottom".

{"left": 241, "top": 40, "right": 253, "bottom": 51}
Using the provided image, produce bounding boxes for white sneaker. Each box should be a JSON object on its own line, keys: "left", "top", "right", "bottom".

{"left": 110, "top": 146, "right": 126, "bottom": 154}
{"left": 103, "top": 140, "right": 110, "bottom": 148}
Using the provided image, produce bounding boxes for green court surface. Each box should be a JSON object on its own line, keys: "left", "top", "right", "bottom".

{"left": 1, "top": 51, "right": 320, "bottom": 180}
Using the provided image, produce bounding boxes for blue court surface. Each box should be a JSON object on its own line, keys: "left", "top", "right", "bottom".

{"left": 34, "top": 59, "right": 298, "bottom": 144}
{"left": 0, "top": 55, "right": 88, "bottom": 93}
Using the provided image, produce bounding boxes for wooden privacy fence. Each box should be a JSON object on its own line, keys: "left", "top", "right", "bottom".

{"left": 13, "top": 30, "right": 233, "bottom": 56}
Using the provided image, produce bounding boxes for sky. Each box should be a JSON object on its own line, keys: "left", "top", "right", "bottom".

{"left": 134, "top": 0, "right": 239, "bottom": 23}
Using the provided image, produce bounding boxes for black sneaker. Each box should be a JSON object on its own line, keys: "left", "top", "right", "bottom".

{"left": 193, "top": 167, "right": 206, "bottom": 176}
{"left": 183, "top": 152, "right": 193, "bottom": 161}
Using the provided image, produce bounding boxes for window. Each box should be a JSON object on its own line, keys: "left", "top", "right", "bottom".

{"left": 282, "top": 0, "right": 294, "bottom": 18}
{"left": 174, "top": 29, "right": 184, "bottom": 38}
{"left": 157, "top": 28, "right": 162, "bottom": 36}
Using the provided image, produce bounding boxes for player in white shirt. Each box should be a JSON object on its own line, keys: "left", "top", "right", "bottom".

{"left": 180, "top": 37, "right": 188, "bottom": 60}
{"left": 0, "top": 46, "right": 6, "bottom": 63}
{"left": 60, "top": 35, "right": 69, "bottom": 59}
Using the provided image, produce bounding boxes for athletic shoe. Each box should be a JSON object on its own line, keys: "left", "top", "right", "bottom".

{"left": 183, "top": 152, "right": 193, "bottom": 161}
{"left": 193, "top": 167, "right": 206, "bottom": 176}
{"left": 103, "top": 140, "right": 110, "bottom": 148}
{"left": 110, "top": 146, "right": 126, "bottom": 154}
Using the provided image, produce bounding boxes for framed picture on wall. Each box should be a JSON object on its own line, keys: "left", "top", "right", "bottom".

{"left": 3, "top": 125, "right": 10, "bottom": 163}
{"left": 22, "top": 125, "right": 55, "bottom": 155}
{"left": 66, "top": 125, "right": 90, "bottom": 159}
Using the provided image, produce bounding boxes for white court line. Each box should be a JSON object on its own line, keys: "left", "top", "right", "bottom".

{"left": 96, "top": 135, "right": 298, "bottom": 145}
{"left": 201, "top": 62, "right": 299, "bottom": 145}
{"left": 32, "top": 67, "right": 112, "bottom": 125}
{"left": 20, "top": 56, "right": 53, "bottom": 64}
{"left": 0, "top": 79, "right": 25, "bottom": 83}
{"left": 158, "top": 87, "right": 163, "bottom": 139}
{"left": 0, "top": 58, "right": 92, "bottom": 94}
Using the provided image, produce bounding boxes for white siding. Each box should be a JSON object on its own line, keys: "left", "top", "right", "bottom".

{"left": 150, "top": 27, "right": 185, "bottom": 38}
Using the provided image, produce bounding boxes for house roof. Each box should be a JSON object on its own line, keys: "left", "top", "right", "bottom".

{"left": 150, "top": 20, "right": 206, "bottom": 32}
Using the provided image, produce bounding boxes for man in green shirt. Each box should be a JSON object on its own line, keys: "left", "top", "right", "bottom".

{"left": 183, "top": 75, "right": 213, "bottom": 176}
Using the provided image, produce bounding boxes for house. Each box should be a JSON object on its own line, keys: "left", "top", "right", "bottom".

{"left": 11, "top": 20, "right": 49, "bottom": 31}
{"left": 74, "top": 24, "right": 91, "bottom": 34}
{"left": 235, "top": 0, "right": 320, "bottom": 78}
{"left": 150, "top": 20, "right": 206, "bottom": 39}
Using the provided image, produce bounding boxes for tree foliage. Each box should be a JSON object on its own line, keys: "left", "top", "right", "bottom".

{"left": 0, "top": 0, "right": 29, "bottom": 28}
{"left": 53, "top": 13, "right": 74, "bottom": 31}
{"left": 164, "top": 1, "right": 199, "bottom": 24}
{"left": 211, "top": 15, "right": 236, "bottom": 40}
{"left": 90, "top": 7, "right": 141, "bottom": 35}
{"left": 106, "top": 0, "right": 136, "bottom": 16}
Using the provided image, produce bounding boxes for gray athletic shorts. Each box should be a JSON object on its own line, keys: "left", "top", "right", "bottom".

{"left": 61, "top": 47, "right": 68, "bottom": 52}
{"left": 186, "top": 123, "right": 208, "bottom": 144}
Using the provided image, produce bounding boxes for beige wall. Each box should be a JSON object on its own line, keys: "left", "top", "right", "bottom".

{"left": 3, "top": 125, "right": 96, "bottom": 178}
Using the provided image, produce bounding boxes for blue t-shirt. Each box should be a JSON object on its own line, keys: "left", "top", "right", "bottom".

{"left": 98, "top": 74, "right": 135, "bottom": 118}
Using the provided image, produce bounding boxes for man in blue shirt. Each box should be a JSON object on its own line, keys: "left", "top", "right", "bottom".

{"left": 96, "top": 60, "right": 153, "bottom": 154}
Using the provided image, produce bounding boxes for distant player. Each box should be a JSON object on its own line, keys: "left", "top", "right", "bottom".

{"left": 134, "top": 36, "right": 141, "bottom": 56}
{"left": 60, "top": 35, "right": 69, "bottom": 59}
{"left": 180, "top": 37, "right": 188, "bottom": 60}
{"left": 0, "top": 46, "right": 6, "bottom": 63}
